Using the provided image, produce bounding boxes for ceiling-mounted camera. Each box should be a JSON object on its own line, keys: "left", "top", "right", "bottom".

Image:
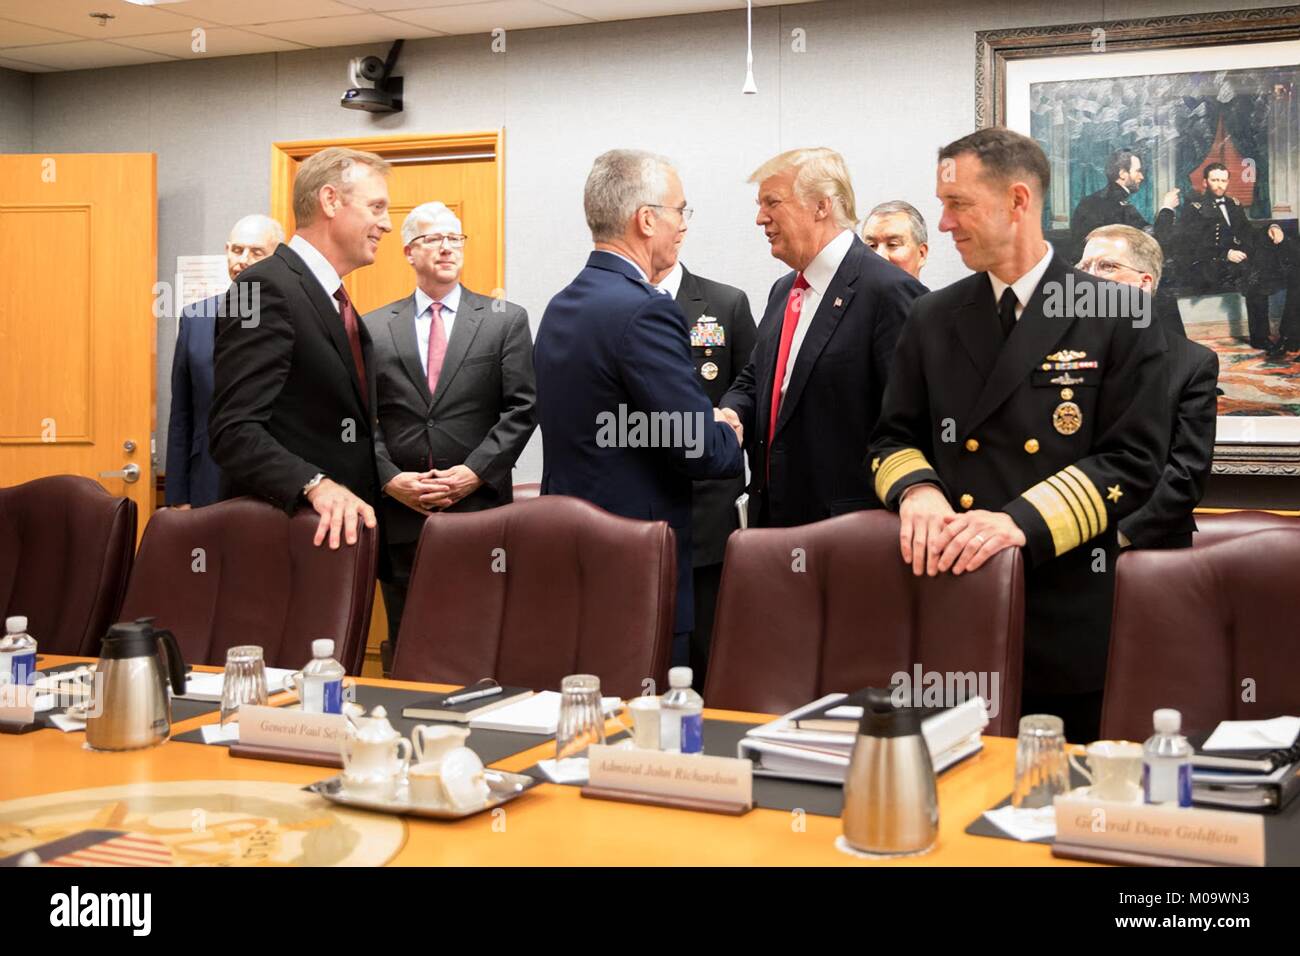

{"left": 342, "top": 40, "right": 404, "bottom": 114}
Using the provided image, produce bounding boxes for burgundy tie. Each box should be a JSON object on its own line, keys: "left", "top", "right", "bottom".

{"left": 332, "top": 285, "right": 367, "bottom": 402}
{"left": 425, "top": 300, "right": 448, "bottom": 395}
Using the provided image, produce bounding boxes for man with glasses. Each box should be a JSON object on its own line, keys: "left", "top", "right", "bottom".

{"left": 719, "top": 148, "right": 924, "bottom": 528}
{"left": 1080, "top": 224, "right": 1218, "bottom": 550}
{"left": 363, "top": 201, "right": 536, "bottom": 670}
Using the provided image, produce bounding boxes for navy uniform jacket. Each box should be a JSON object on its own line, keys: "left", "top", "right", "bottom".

{"left": 721, "top": 235, "right": 924, "bottom": 527}
{"left": 1069, "top": 182, "right": 1177, "bottom": 264}
{"left": 533, "top": 251, "right": 744, "bottom": 632}
{"left": 164, "top": 294, "right": 223, "bottom": 507}
{"left": 1119, "top": 335, "right": 1218, "bottom": 550}
{"left": 675, "top": 266, "right": 757, "bottom": 567}
{"left": 869, "top": 251, "right": 1169, "bottom": 695}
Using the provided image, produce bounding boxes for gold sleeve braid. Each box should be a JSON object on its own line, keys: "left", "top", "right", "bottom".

{"left": 1020, "top": 464, "right": 1108, "bottom": 556}
{"left": 873, "top": 448, "right": 934, "bottom": 504}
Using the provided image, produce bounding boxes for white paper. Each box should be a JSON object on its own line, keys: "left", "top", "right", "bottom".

{"left": 535, "top": 757, "right": 591, "bottom": 784}
{"left": 175, "top": 668, "right": 295, "bottom": 702}
{"left": 200, "top": 722, "right": 240, "bottom": 744}
{"left": 1202, "top": 716, "right": 1300, "bottom": 752}
{"left": 49, "top": 713, "right": 86, "bottom": 733}
{"left": 983, "top": 804, "right": 1057, "bottom": 842}
{"left": 468, "top": 692, "right": 621, "bottom": 735}
{"left": 175, "top": 255, "right": 230, "bottom": 312}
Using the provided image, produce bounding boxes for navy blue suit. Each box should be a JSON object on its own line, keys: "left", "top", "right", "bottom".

{"left": 165, "top": 294, "right": 223, "bottom": 507}
{"left": 534, "top": 252, "right": 744, "bottom": 636}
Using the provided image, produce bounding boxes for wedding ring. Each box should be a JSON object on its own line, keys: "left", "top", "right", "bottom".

{"left": 973, "top": 533, "right": 986, "bottom": 545}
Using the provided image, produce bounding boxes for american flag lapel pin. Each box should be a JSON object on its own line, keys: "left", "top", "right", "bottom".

{"left": 833, "top": 297, "right": 843, "bottom": 308}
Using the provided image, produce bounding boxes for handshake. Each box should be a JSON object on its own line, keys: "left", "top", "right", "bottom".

{"left": 714, "top": 407, "right": 744, "bottom": 447}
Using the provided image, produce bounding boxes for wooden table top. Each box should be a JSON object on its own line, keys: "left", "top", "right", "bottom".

{"left": 1, "top": 657, "right": 1088, "bottom": 866}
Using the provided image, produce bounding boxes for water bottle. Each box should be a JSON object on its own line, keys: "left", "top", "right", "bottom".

{"left": 0, "top": 617, "right": 37, "bottom": 686}
{"left": 300, "top": 639, "right": 345, "bottom": 715}
{"left": 1142, "top": 708, "right": 1193, "bottom": 807}
{"left": 658, "top": 667, "right": 703, "bottom": 755}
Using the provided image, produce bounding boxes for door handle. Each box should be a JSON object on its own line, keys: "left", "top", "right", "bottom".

{"left": 99, "top": 463, "right": 142, "bottom": 483}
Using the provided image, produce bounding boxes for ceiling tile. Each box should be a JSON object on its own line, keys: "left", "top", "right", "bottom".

{"left": 0, "top": 17, "right": 87, "bottom": 46}
{"left": 249, "top": 12, "right": 442, "bottom": 45}
{"left": 0, "top": 39, "right": 180, "bottom": 70}
{"left": 113, "top": 26, "right": 310, "bottom": 58}
{"left": 0, "top": 0, "right": 204, "bottom": 40}
{"left": 0, "top": 53, "right": 56, "bottom": 72}
{"left": 391, "top": 1, "right": 590, "bottom": 34}
{"left": 334, "top": 1, "right": 504, "bottom": 10}
{"left": 544, "top": 0, "right": 738, "bottom": 19}
{"left": 163, "top": 0, "right": 365, "bottom": 27}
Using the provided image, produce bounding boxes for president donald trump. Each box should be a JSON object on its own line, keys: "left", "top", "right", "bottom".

{"left": 533, "top": 149, "right": 743, "bottom": 667}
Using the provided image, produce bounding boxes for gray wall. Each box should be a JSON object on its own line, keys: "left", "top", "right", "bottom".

{"left": 6, "top": 0, "right": 1289, "bottom": 484}
{"left": 0, "top": 67, "right": 32, "bottom": 151}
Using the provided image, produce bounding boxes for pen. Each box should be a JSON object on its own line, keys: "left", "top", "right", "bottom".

{"left": 444, "top": 685, "right": 504, "bottom": 706}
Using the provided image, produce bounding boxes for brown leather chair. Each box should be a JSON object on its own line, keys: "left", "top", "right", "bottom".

{"left": 1102, "top": 527, "right": 1300, "bottom": 741}
{"left": 391, "top": 495, "right": 675, "bottom": 699}
{"left": 0, "top": 476, "right": 137, "bottom": 656}
{"left": 118, "top": 498, "right": 376, "bottom": 673}
{"left": 704, "top": 511, "right": 1024, "bottom": 735}
{"left": 1192, "top": 510, "right": 1297, "bottom": 547}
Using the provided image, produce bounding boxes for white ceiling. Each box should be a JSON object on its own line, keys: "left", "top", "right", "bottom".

{"left": 0, "top": 0, "right": 814, "bottom": 73}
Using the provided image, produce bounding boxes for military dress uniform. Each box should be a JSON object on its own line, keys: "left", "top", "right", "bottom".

{"left": 1068, "top": 182, "right": 1177, "bottom": 263}
{"left": 868, "top": 250, "right": 1169, "bottom": 741}
{"left": 670, "top": 264, "right": 757, "bottom": 687}
{"left": 1172, "top": 192, "right": 1274, "bottom": 349}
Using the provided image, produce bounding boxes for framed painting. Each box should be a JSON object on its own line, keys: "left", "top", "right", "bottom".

{"left": 978, "top": 6, "right": 1300, "bottom": 477}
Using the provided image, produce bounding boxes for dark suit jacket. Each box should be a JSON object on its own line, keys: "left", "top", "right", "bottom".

{"left": 209, "top": 243, "right": 382, "bottom": 518}
{"left": 164, "top": 294, "right": 222, "bottom": 507}
{"left": 363, "top": 286, "right": 536, "bottom": 556}
{"left": 533, "top": 251, "right": 744, "bottom": 632}
{"left": 721, "top": 234, "right": 925, "bottom": 527}
{"left": 1119, "top": 334, "right": 1218, "bottom": 549}
{"left": 676, "top": 265, "right": 756, "bottom": 567}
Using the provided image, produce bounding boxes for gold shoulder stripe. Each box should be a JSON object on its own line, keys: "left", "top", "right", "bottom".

{"left": 874, "top": 448, "right": 933, "bottom": 503}
{"left": 1022, "top": 465, "right": 1108, "bottom": 557}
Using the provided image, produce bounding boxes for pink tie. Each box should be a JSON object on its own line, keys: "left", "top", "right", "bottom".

{"left": 426, "top": 301, "right": 448, "bottom": 395}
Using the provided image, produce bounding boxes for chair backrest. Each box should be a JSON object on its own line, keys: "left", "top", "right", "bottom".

{"left": 0, "top": 476, "right": 137, "bottom": 655}
{"left": 704, "top": 511, "right": 1024, "bottom": 734}
{"left": 391, "top": 495, "right": 675, "bottom": 699}
{"left": 1103, "top": 528, "right": 1300, "bottom": 740}
{"left": 1193, "top": 510, "right": 1296, "bottom": 547}
{"left": 118, "top": 498, "right": 376, "bottom": 673}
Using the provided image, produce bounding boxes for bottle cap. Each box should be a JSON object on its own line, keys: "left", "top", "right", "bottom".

{"left": 668, "top": 666, "right": 692, "bottom": 689}
{"left": 1153, "top": 708, "right": 1181, "bottom": 734}
{"left": 312, "top": 638, "right": 335, "bottom": 659}
{"left": 5, "top": 616, "right": 27, "bottom": 633}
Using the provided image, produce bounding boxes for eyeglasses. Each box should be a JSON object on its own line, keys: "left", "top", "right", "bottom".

{"left": 646, "top": 204, "right": 694, "bottom": 222}
{"left": 1077, "top": 257, "right": 1143, "bottom": 278}
{"left": 412, "top": 233, "right": 467, "bottom": 249}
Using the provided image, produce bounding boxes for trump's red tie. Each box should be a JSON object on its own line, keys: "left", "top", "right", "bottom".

{"left": 768, "top": 272, "right": 810, "bottom": 451}
{"left": 332, "top": 285, "right": 367, "bottom": 403}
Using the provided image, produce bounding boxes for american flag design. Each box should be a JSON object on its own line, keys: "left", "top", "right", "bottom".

{"left": 0, "top": 829, "right": 173, "bottom": 867}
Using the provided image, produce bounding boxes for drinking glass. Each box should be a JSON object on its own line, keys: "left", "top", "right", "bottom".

{"left": 220, "top": 645, "right": 268, "bottom": 726}
{"left": 1012, "top": 713, "right": 1070, "bottom": 808}
{"left": 555, "top": 674, "right": 606, "bottom": 762}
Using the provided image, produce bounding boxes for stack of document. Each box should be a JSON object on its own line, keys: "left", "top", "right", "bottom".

{"left": 466, "top": 691, "right": 622, "bottom": 735}
{"left": 737, "top": 693, "right": 989, "bottom": 784}
{"left": 1191, "top": 716, "right": 1300, "bottom": 812}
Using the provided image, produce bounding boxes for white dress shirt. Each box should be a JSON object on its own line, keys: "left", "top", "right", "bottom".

{"left": 655, "top": 261, "right": 684, "bottom": 298}
{"left": 781, "top": 228, "right": 854, "bottom": 397}
{"left": 413, "top": 284, "right": 461, "bottom": 376}
{"left": 288, "top": 234, "right": 342, "bottom": 310}
{"left": 988, "top": 242, "right": 1054, "bottom": 321}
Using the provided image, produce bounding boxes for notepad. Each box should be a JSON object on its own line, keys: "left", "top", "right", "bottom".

{"left": 467, "top": 691, "right": 622, "bottom": 735}
{"left": 174, "top": 668, "right": 296, "bottom": 702}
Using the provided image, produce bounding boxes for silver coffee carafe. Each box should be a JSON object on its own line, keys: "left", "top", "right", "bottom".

{"left": 85, "top": 618, "right": 187, "bottom": 751}
{"left": 841, "top": 689, "right": 939, "bottom": 856}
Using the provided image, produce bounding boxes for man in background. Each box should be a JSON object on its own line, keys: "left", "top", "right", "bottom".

{"left": 860, "top": 200, "right": 929, "bottom": 285}
{"left": 721, "top": 147, "right": 924, "bottom": 528}
{"left": 364, "top": 201, "right": 536, "bottom": 672}
{"left": 210, "top": 147, "right": 392, "bottom": 550}
{"left": 1069, "top": 149, "right": 1179, "bottom": 261}
{"left": 166, "top": 214, "right": 283, "bottom": 510}
{"left": 533, "top": 149, "right": 743, "bottom": 667}
{"left": 653, "top": 246, "right": 756, "bottom": 688}
{"left": 1079, "top": 225, "right": 1218, "bottom": 550}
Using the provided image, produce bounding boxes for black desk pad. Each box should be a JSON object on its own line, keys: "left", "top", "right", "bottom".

{"left": 172, "top": 683, "right": 552, "bottom": 769}
{"left": 963, "top": 767, "right": 1089, "bottom": 844}
{"left": 520, "top": 717, "right": 848, "bottom": 817}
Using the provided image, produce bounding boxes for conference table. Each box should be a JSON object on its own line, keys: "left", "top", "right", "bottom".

{"left": 0, "top": 656, "right": 1088, "bottom": 866}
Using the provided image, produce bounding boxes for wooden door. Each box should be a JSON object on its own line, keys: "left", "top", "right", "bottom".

{"left": 270, "top": 132, "right": 505, "bottom": 676}
{"left": 0, "top": 153, "right": 157, "bottom": 526}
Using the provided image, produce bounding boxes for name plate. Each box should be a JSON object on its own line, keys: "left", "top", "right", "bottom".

{"left": 586, "top": 744, "right": 752, "bottom": 811}
{"left": 1054, "top": 794, "right": 1265, "bottom": 866}
{"left": 0, "top": 682, "right": 35, "bottom": 724}
{"left": 237, "top": 704, "right": 349, "bottom": 756}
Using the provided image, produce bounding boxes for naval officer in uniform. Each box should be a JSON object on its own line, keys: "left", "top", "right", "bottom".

{"left": 869, "top": 128, "right": 1169, "bottom": 742}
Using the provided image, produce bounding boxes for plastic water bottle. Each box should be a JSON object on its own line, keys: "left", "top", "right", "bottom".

{"left": 300, "top": 639, "right": 345, "bottom": 714}
{"left": 1142, "top": 708, "right": 1193, "bottom": 807}
{"left": 0, "top": 617, "right": 37, "bottom": 686}
{"left": 659, "top": 667, "right": 704, "bottom": 755}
